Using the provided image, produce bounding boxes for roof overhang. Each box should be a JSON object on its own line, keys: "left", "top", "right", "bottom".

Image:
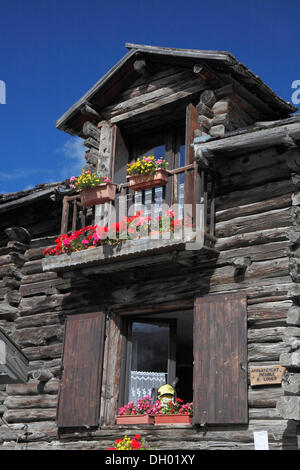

{"left": 57, "top": 43, "right": 297, "bottom": 136}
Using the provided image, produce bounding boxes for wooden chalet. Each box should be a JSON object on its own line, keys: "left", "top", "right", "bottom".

{"left": 0, "top": 43, "right": 300, "bottom": 449}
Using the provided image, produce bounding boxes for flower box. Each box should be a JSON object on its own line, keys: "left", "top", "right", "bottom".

{"left": 154, "top": 415, "right": 192, "bottom": 426}
{"left": 80, "top": 183, "right": 117, "bottom": 207}
{"left": 127, "top": 169, "right": 169, "bottom": 191}
{"left": 116, "top": 415, "right": 154, "bottom": 425}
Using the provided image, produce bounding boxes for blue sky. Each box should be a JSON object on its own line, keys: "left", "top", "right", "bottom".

{"left": 0, "top": 0, "right": 299, "bottom": 194}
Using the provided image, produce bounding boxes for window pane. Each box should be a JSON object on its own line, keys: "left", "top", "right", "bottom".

{"left": 136, "top": 144, "right": 166, "bottom": 160}
{"left": 131, "top": 322, "right": 169, "bottom": 372}
{"left": 129, "top": 322, "right": 169, "bottom": 403}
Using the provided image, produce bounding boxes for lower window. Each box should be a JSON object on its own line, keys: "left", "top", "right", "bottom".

{"left": 120, "top": 310, "right": 194, "bottom": 406}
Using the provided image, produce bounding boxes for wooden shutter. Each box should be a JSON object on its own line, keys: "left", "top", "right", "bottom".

{"left": 193, "top": 292, "right": 248, "bottom": 425}
{"left": 57, "top": 312, "right": 105, "bottom": 428}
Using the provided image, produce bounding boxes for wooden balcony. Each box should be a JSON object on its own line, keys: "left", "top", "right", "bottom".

{"left": 42, "top": 163, "right": 218, "bottom": 274}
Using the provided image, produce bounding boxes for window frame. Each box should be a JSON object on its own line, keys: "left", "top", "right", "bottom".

{"left": 119, "top": 317, "right": 177, "bottom": 408}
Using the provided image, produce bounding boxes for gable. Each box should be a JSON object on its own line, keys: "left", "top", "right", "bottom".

{"left": 57, "top": 43, "right": 297, "bottom": 136}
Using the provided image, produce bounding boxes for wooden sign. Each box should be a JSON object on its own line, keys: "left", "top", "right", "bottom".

{"left": 250, "top": 365, "right": 286, "bottom": 386}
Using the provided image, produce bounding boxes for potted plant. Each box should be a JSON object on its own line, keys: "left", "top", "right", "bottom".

{"left": 70, "top": 170, "right": 117, "bottom": 207}
{"left": 127, "top": 156, "right": 169, "bottom": 191}
{"left": 116, "top": 396, "right": 155, "bottom": 425}
{"left": 107, "top": 434, "right": 152, "bottom": 450}
{"left": 152, "top": 399, "right": 193, "bottom": 425}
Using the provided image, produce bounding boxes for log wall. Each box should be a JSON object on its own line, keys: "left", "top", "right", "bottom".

{"left": 1, "top": 143, "right": 300, "bottom": 449}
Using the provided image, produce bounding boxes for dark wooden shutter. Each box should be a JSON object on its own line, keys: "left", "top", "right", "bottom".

{"left": 57, "top": 312, "right": 105, "bottom": 428}
{"left": 193, "top": 292, "right": 248, "bottom": 425}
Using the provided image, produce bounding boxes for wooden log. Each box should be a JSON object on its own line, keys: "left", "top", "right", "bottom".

{"left": 20, "top": 278, "right": 71, "bottom": 297}
{"left": 5, "top": 291, "right": 21, "bottom": 307}
{"left": 0, "top": 303, "right": 18, "bottom": 321}
{"left": 4, "top": 227, "right": 31, "bottom": 244}
{"left": 232, "top": 257, "right": 251, "bottom": 268}
{"left": 215, "top": 207, "right": 291, "bottom": 239}
{"left": 25, "top": 247, "right": 48, "bottom": 261}
{"left": 194, "top": 122, "right": 300, "bottom": 157}
{"left": 6, "top": 379, "right": 59, "bottom": 396}
{"left": 217, "top": 241, "right": 288, "bottom": 264}
{"left": 200, "top": 90, "right": 216, "bottom": 108}
{"left": 6, "top": 241, "right": 28, "bottom": 253}
{"left": 82, "top": 121, "right": 100, "bottom": 141}
{"left": 0, "top": 421, "right": 58, "bottom": 442}
{"left": 0, "top": 264, "right": 22, "bottom": 279}
{"left": 219, "top": 161, "right": 291, "bottom": 192}
{"left": 32, "top": 369, "right": 54, "bottom": 382}
{"left": 216, "top": 179, "right": 294, "bottom": 211}
{"left": 103, "top": 71, "right": 201, "bottom": 118}
{"left": 14, "top": 325, "right": 63, "bottom": 347}
{"left": 248, "top": 387, "right": 283, "bottom": 407}
{"left": 4, "top": 392, "right": 57, "bottom": 410}
{"left": 247, "top": 301, "right": 291, "bottom": 324}
{"left": 19, "top": 295, "right": 64, "bottom": 316}
{"left": 21, "top": 272, "right": 58, "bottom": 285}
{"left": 248, "top": 327, "right": 286, "bottom": 343}
{"left": 0, "top": 253, "right": 26, "bottom": 267}
{"left": 248, "top": 342, "right": 291, "bottom": 362}
{"left": 210, "top": 258, "right": 289, "bottom": 286}
{"left": 22, "top": 344, "right": 62, "bottom": 361}
{"left": 83, "top": 137, "right": 100, "bottom": 150}
{"left": 196, "top": 102, "right": 214, "bottom": 118}
{"left": 248, "top": 408, "right": 281, "bottom": 419}
{"left": 15, "top": 312, "right": 62, "bottom": 330}
{"left": 216, "top": 227, "right": 289, "bottom": 252}
{"left": 80, "top": 103, "right": 101, "bottom": 121}
{"left": 22, "top": 260, "right": 43, "bottom": 275}
{"left": 3, "top": 408, "right": 56, "bottom": 423}
{"left": 4, "top": 394, "right": 57, "bottom": 409}
{"left": 216, "top": 194, "right": 291, "bottom": 223}
{"left": 28, "top": 359, "right": 61, "bottom": 377}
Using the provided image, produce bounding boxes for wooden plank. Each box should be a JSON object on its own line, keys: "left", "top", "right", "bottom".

{"left": 109, "top": 80, "right": 205, "bottom": 124}
{"left": 57, "top": 311, "right": 105, "bottom": 428}
{"left": 249, "top": 365, "right": 286, "bottom": 386}
{"left": 184, "top": 103, "right": 200, "bottom": 220}
{"left": 193, "top": 292, "right": 248, "bottom": 425}
{"left": 60, "top": 196, "right": 69, "bottom": 235}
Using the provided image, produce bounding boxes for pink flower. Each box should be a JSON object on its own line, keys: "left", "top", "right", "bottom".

{"left": 104, "top": 178, "right": 111, "bottom": 183}
{"left": 93, "top": 232, "right": 100, "bottom": 242}
{"left": 63, "top": 238, "right": 71, "bottom": 246}
{"left": 70, "top": 176, "right": 76, "bottom": 182}
{"left": 82, "top": 239, "right": 89, "bottom": 245}
{"left": 69, "top": 184, "right": 75, "bottom": 189}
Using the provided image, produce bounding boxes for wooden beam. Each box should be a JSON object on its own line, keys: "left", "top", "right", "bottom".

{"left": 194, "top": 122, "right": 300, "bottom": 157}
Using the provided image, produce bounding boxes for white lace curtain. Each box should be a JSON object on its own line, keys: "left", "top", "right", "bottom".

{"left": 129, "top": 370, "right": 167, "bottom": 404}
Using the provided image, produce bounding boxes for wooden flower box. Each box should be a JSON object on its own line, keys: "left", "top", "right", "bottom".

{"left": 154, "top": 415, "right": 192, "bottom": 426}
{"left": 116, "top": 414, "right": 154, "bottom": 425}
{"left": 127, "top": 169, "right": 169, "bottom": 191}
{"left": 80, "top": 183, "right": 117, "bottom": 207}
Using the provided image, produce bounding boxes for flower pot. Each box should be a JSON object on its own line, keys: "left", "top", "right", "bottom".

{"left": 116, "top": 415, "right": 154, "bottom": 425}
{"left": 80, "top": 183, "right": 117, "bottom": 207}
{"left": 127, "top": 169, "right": 169, "bottom": 191}
{"left": 154, "top": 415, "right": 192, "bottom": 426}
